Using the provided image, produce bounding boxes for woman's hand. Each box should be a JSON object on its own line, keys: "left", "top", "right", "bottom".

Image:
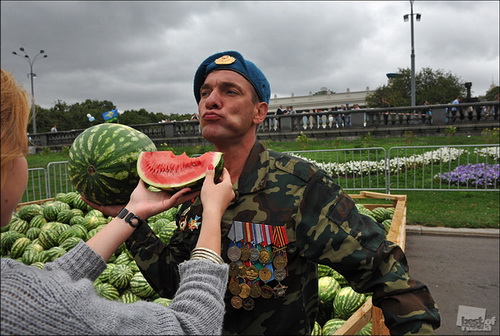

{"left": 200, "top": 166, "right": 234, "bottom": 218}
{"left": 82, "top": 180, "right": 199, "bottom": 220}
{"left": 126, "top": 180, "right": 199, "bottom": 220}
{"left": 195, "top": 166, "right": 234, "bottom": 254}
{"left": 81, "top": 196, "right": 124, "bottom": 217}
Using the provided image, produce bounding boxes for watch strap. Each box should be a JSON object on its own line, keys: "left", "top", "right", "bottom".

{"left": 117, "top": 208, "right": 144, "bottom": 228}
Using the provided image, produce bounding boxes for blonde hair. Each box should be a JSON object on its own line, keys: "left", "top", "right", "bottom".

{"left": 1, "top": 69, "right": 31, "bottom": 189}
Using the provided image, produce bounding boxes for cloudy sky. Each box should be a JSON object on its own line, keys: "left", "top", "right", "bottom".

{"left": 1, "top": 1, "right": 498, "bottom": 116}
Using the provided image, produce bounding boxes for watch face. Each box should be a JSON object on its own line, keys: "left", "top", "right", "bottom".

{"left": 124, "top": 211, "right": 143, "bottom": 228}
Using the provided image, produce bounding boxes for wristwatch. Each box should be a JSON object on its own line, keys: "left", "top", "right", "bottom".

{"left": 117, "top": 208, "right": 144, "bottom": 228}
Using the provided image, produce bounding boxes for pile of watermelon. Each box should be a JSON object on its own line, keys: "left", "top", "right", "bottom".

{"left": 1, "top": 191, "right": 178, "bottom": 306}
{"left": 356, "top": 204, "right": 395, "bottom": 237}
{"left": 313, "top": 203, "right": 396, "bottom": 335}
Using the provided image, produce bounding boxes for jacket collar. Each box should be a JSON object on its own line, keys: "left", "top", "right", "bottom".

{"left": 236, "top": 141, "right": 269, "bottom": 195}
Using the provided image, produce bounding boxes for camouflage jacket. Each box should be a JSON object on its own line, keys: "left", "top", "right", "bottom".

{"left": 126, "top": 141, "right": 440, "bottom": 335}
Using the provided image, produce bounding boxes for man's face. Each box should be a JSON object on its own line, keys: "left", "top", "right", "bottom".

{"left": 198, "top": 70, "right": 267, "bottom": 146}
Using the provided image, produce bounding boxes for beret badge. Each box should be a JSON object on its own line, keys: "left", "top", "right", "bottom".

{"left": 214, "top": 55, "right": 236, "bottom": 65}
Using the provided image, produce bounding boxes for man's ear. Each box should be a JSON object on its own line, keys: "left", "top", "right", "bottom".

{"left": 253, "top": 102, "right": 268, "bottom": 124}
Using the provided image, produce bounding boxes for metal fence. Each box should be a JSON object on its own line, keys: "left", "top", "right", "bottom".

{"left": 23, "top": 144, "right": 499, "bottom": 203}
{"left": 285, "top": 147, "right": 389, "bottom": 192}
{"left": 387, "top": 145, "right": 500, "bottom": 191}
{"left": 287, "top": 144, "right": 499, "bottom": 193}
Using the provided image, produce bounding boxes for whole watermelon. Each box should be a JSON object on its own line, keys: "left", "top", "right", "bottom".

{"left": 318, "top": 276, "right": 341, "bottom": 305}
{"left": 333, "top": 287, "right": 367, "bottom": 320}
{"left": 68, "top": 123, "right": 157, "bottom": 205}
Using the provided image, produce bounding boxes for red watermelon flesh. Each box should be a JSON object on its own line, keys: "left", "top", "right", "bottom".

{"left": 137, "top": 151, "right": 224, "bottom": 192}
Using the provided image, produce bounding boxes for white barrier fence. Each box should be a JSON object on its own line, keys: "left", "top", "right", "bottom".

{"left": 23, "top": 144, "right": 499, "bottom": 203}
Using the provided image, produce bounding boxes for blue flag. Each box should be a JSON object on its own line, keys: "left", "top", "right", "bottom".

{"left": 102, "top": 109, "right": 119, "bottom": 122}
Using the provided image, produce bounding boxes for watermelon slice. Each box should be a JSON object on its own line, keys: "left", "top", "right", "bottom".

{"left": 137, "top": 151, "right": 224, "bottom": 192}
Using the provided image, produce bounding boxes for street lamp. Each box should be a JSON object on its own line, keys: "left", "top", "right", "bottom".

{"left": 404, "top": 0, "right": 421, "bottom": 107}
{"left": 12, "top": 47, "right": 48, "bottom": 134}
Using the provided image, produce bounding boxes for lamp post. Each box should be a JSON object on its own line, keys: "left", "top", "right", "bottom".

{"left": 12, "top": 47, "right": 48, "bottom": 134}
{"left": 404, "top": 0, "right": 421, "bottom": 107}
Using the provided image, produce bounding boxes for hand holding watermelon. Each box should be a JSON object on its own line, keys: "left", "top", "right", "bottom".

{"left": 82, "top": 180, "right": 197, "bottom": 220}
{"left": 125, "top": 180, "right": 197, "bottom": 221}
{"left": 200, "top": 166, "right": 234, "bottom": 218}
{"left": 195, "top": 166, "right": 234, "bottom": 256}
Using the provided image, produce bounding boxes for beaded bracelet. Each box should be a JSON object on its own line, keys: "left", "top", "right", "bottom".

{"left": 190, "top": 247, "right": 224, "bottom": 265}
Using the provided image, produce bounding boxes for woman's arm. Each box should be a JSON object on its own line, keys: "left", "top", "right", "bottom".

{"left": 86, "top": 179, "right": 196, "bottom": 261}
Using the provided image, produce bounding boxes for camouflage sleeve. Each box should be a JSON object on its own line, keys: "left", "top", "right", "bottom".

{"left": 125, "top": 223, "right": 187, "bottom": 298}
{"left": 296, "top": 169, "right": 440, "bottom": 334}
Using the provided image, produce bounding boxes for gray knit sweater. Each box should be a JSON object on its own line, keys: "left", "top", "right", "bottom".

{"left": 1, "top": 241, "right": 228, "bottom": 335}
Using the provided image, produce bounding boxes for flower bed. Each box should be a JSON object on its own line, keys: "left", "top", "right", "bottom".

{"left": 293, "top": 147, "right": 467, "bottom": 177}
{"left": 434, "top": 163, "right": 500, "bottom": 188}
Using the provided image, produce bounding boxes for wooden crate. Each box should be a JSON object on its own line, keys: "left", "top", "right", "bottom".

{"left": 15, "top": 198, "right": 55, "bottom": 212}
{"left": 333, "top": 191, "right": 407, "bottom": 336}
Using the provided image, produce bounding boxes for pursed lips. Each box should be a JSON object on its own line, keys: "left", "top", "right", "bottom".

{"left": 202, "top": 112, "right": 222, "bottom": 121}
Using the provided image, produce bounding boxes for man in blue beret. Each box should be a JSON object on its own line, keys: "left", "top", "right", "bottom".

{"left": 125, "top": 50, "right": 441, "bottom": 335}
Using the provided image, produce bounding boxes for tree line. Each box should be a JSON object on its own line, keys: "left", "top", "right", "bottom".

{"left": 364, "top": 67, "right": 499, "bottom": 108}
{"left": 30, "top": 99, "right": 193, "bottom": 134}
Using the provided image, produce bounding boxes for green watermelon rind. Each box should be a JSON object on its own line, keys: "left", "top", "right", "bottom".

{"left": 321, "top": 318, "right": 346, "bottom": 335}
{"left": 108, "top": 264, "right": 134, "bottom": 290}
{"left": 333, "top": 287, "right": 367, "bottom": 320}
{"left": 318, "top": 276, "right": 341, "bottom": 305}
{"left": 68, "top": 123, "right": 157, "bottom": 206}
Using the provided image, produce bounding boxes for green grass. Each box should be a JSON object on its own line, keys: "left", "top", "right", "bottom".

{"left": 404, "top": 191, "right": 499, "bottom": 229}
{"left": 26, "top": 134, "right": 499, "bottom": 229}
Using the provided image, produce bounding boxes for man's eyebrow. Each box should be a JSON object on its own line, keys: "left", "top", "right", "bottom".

{"left": 200, "top": 83, "right": 211, "bottom": 91}
{"left": 200, "top": 81, "right": 244, "bottom": 91}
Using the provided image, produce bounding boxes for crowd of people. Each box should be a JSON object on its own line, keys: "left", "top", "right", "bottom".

{"left": 446, "top": 96, "right": 499, "bottom": 123}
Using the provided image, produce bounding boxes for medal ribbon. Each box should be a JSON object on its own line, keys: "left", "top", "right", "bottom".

{"left": 244, "top": 222, "right": 254, "bottom": 243}
{"left": 253, "top": 223, "right": 263, "bottom": 246}
{"left": 261, "top": 225, "right": 272, "bottom": 246}
{"left": 272, "top": 225, "right": 288, "bottom": 247}
{"left": 233, "top": 221, "right": 244, "bottom": 242}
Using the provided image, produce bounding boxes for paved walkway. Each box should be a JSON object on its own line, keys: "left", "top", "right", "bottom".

{"left": 405, "top": 228, "right": 499, "bottom": 335}
{"left": 406, "top": 225, "right": 499, "bottom": 238}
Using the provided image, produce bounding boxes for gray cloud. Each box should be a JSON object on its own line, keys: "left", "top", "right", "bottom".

{"left": 1, "top": 1, "right": 498, "bottom": 116}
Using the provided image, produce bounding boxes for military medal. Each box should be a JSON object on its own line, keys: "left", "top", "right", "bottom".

{"left": 231, "top": 296, "right": 243, "bottom": 309}
{"left": 273, "top": 283, "right": 288, "bottom": 298}
{"left": 242, "top": 297, "right": 255, "bottom": 311}
{"left": 228, "top": 262, "right": 239, "bottom": 277}
{"left": 238, "top": 264, "right": 248, "bottom": 278}
{"left": 239, "top": 283, "right": 251, "bottom": 299}
{"left": 258, "top": 249, "right": 271, "bottom": 264}
{"left": 249, "top": 223, "right": 262, "bottom": 262}
{"left": 227, "top": 245, "right": 241, "bottom": 262}
{"left": 273, "top": 255, "right": 287, "bottom": 270}
{"left": 227, "top": 221, "right": 244, "bottom": 261}
{"left": 240, "top": 247, "right": 250, "bottom": 261}
{"left": 274, "top": 268, "right": 287, "bottom": 282}
{"left": 249, "top": 247, "right": 260, "bottom": 262}
{"left": 187, "top": 215, "right": 201, "bottom": 231}
{"left": 178, "top": 206, "right": 191, "bottom": 231}
{"left": 226, "top": 221, "right": 291, "bottom": 309}
{"left": 245, "top": 265, "right": 258, "bottom": 281}
{"left": 229, "top": 279, "right": 242, "bottom": 296}
{"left": 258, "top": 266, "right": 272, "bottom": 282}
{"left": 249, "top": 283, "right": 262, "bottom": 298}
{"left": 260, "top": 285, "right": 274, "bottom": 299}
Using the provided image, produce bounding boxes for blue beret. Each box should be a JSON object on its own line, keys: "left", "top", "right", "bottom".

{"left": 193, "top": 51, "right": 270, "bottom": 104}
